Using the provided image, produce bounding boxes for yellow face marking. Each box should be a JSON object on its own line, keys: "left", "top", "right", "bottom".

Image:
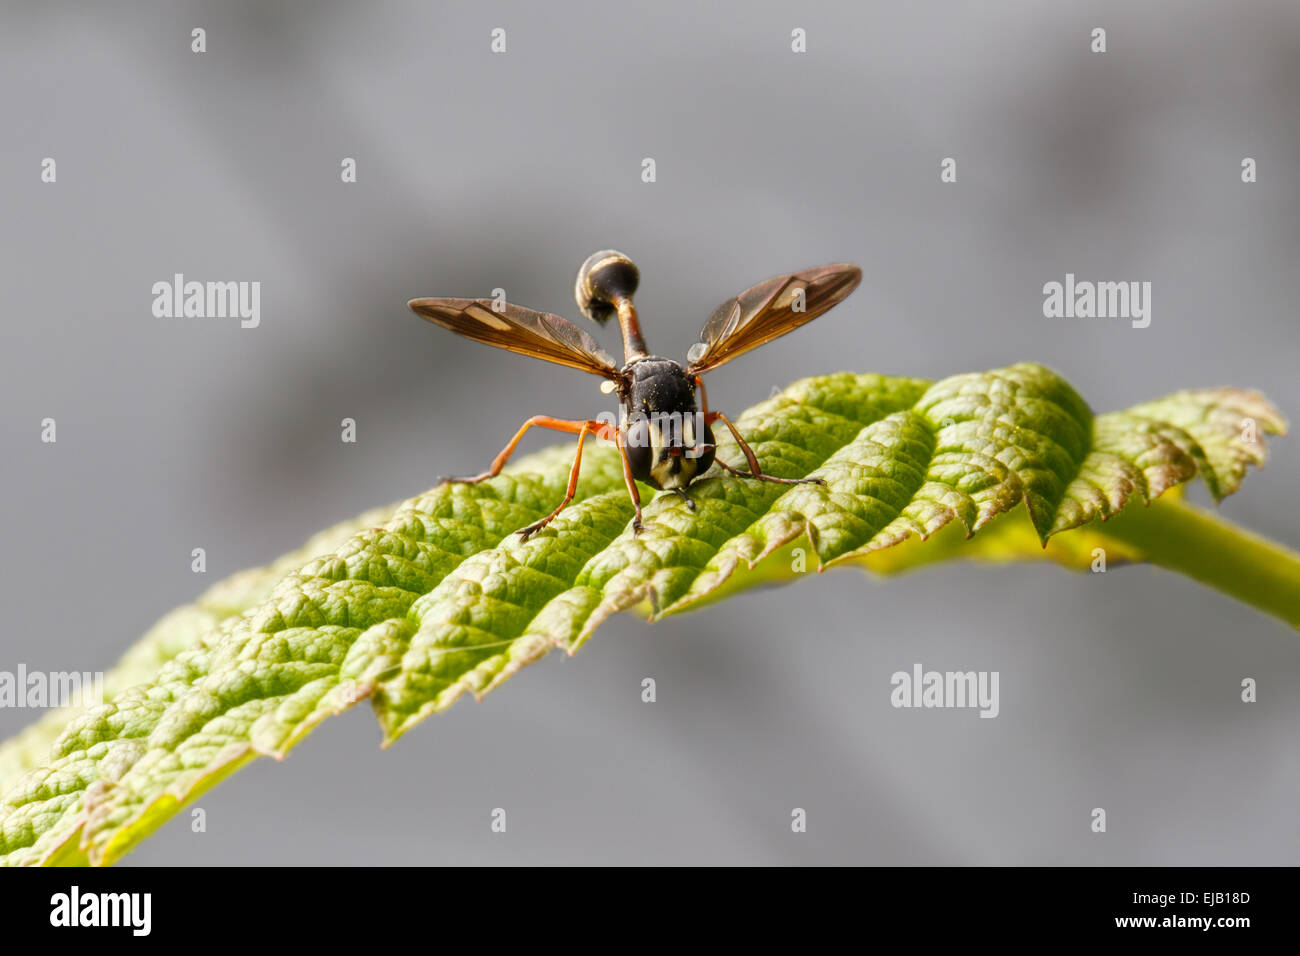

{"left": 646, "top": 417, "right": 700, "bottom": 490}
{"left": 650, "top": 454, "right": 698, "bottom": 489}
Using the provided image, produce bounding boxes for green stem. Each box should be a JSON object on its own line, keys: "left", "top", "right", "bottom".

{"left": 1097, "top": 496, "right": 1300, "bottom": 628}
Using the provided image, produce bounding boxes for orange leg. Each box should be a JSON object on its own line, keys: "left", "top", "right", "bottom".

{"left": 690, "top": 376, "right": 716, "bottom": 462}
{"left": 516, "top": 421, "right": 597, "bottom": 541}
{"left": 704, "top": 409, "right": 825, "bottom": 487}
{"left": 440, "top": 415, "right": 593, "bottom": 485}
{"left": 442, "top": 415, "right": 646, "bottom": 539}
{"left": 616, "top": 424, "right": 646, "bottom": 535}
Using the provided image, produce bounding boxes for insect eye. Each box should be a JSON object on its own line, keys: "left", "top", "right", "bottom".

{"left": 626, "top": 416, "right": 650, "bottom": 449}
{"left": 624, "top": 417, "right": 653, "bottom": 482}
{"left": 695, "top": 423, "right": 717, "bottom": 472}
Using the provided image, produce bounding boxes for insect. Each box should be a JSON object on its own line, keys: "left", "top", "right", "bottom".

{"left": 408, "top": 251, "right": 862, "bottom": 541}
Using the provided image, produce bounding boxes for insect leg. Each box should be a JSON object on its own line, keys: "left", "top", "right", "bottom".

{"left": 440, "top": 415, "right": 590, "bottom": 484}
{"left": 516, "top": 420, "right": 599, "bottom": 541}
{"left": 442, "top": 415, "right": 646, "bottom": 538}
{"left": 690, "top": 375, "right": 714, "bottom": 460}
{"left": 615, "top": 425, "right": 646, "bottom": 534}
{"left": 705, "top": 410, "right": 826, "bottom": 487}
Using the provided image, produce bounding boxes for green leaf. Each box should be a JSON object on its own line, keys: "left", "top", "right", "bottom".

{"left": 0, "top": 362, "right": 1290, "bottom": 866}
{"left": 0, "top": 504, "right": 397, "bottom": 794}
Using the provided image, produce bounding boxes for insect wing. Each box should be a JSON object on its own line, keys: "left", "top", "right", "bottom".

{"left": 686, "top": 264, "right": 862, "bottom": 374}
{"left": 408, "top": 297, "right": 622, "bottom": 379}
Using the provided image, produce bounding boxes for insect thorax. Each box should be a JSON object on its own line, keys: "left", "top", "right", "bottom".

{"left": 625, "top": 357, "right": 695, "bottom": 414}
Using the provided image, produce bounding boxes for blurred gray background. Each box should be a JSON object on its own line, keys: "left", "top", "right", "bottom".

{"left": 2, "top": 0, "right": 1298, "bottom": 865}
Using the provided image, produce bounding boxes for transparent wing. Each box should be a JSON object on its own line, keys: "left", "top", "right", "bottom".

{"left": 686, "top": 264, "right": 862, "bottom": 375}
{"left": 408, "top": 297, "right": 622, "bottom": 379}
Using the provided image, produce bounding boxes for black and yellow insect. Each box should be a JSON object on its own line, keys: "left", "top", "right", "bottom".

{"left": 409, "top": 251, "right": 862, "bottom": 540}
